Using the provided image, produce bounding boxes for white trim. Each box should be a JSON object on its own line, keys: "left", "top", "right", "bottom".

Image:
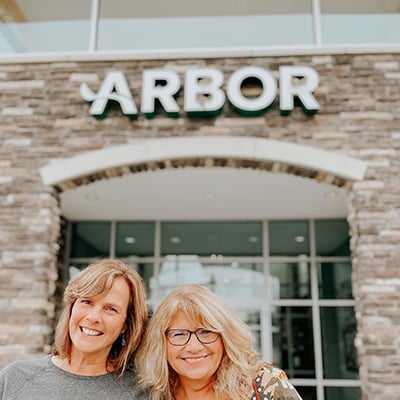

{"left": 0, "top": 43, "right": 400, "bottom": 64}
{"left": 39, "top": 136, "right": 367, "bottom": 186}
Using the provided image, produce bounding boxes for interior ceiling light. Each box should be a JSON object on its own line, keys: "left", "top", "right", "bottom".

{"left": 294, "top": 235, "right": 305, "bottom": 243}
{"left": 169, "top": 236, "right": 181, "bottom": 244}
{"left": 124, "top": 236, "right": 136, "bottom": 244}
{"left": 248, "top": 236, "right": 259, "bottom": 243}
{"left": 324, "top": 190, "right": 338, "bottom": 199}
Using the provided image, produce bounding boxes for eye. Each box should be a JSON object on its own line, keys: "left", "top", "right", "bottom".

{"left": 80, "top": 299, "right": 92, "bottom": 305}
{"left": 198, "top": 329, "right": 213, "bottom": 336}
{"left": 171, "top": 330, "right": 187, "bottom": 338}
{"left": 105, "top": 306, "right": 118, "bottom": 313}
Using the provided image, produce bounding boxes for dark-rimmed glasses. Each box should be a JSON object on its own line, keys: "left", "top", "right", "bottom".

{"left": 165, "top": 328, "right": 220, "bottom": 346}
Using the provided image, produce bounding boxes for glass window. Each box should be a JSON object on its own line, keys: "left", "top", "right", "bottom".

{"left": 318, "top": 262, "right": 353, "bottom": 299}
{"left": 321, "top": 0, "right": 400, "bottom": 44}
{"left": 272, "top": 306, "right": 315, "bottom": 379}
{"left": 161, "top": 221, "right": 262, "bottom": 256}
{"left": 116, "top": 222, "right": 155, "bottom": 257}
{"left": 68, "top": 262, "right": 89, "bottom": 280}
{"left": 324, "top": 386, "right": 361, "bottom": 400}
{"left": 152, "top": 258, "right": 265, "bottom": 303}
{"left": 269, "top": 220, "right": 310, "bottom": 256}
{"left": 297, "top": 387, "right": 317, "bottom": 400}
{"left": 125, "top": 261, "right": 154, "bottom": 300}
{"left": 315, "top": 220, "right": 350, "bottom": 256}
{"left": 70, "top": 221, "right": 111, "bottom": 258}
{"left": 0, "top": 0, "right": 92, "bottom": 53}
{"left": 320, "top": 307, "right": 359, "bottom": 379}
{"left": 97, "top": 0, "right": 313, "bottom": 51}
{"left": 270, "top": 262, "right": 311, "bottom": 299}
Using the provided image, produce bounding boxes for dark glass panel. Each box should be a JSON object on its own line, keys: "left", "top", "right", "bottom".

{"left": 324, "top": 386, "right": 361, "bottom": 400}
{"left": 320, "top": 307, "right": 359, "bottom": 379}
{"left": 116, "top": 222, "right": 155, "bottom": 257}
{"left": 269, "top": 220, "right": 309, "bottom": 256}
{"left": 70, "top": 222, "right": 111, "bottom": 258}
{"left": 161, "top": 221, "right": 262, "bottom": 256}
{"left": 318, "top": 262, "right": 353, "bottom": 299}
{"left": 272, "top": 306, "right": 315, "bottom": 379}
{"left": 315, "top": 219, "right": 350, "bottom": 256}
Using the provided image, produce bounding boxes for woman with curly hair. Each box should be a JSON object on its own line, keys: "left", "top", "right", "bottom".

{"left": 136, "top": 284, "right": 302, "bottom": 400}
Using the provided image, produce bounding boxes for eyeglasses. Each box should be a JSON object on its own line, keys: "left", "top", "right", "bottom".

{"left": 165, "top": 328, "right": 220, "bottom": 346}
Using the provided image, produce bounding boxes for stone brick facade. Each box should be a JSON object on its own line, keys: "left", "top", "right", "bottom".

{"left": 1, "top": 53, "right": 400, "bottom": 399}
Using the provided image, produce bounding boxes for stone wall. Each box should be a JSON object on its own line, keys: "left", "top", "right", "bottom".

{"left": 0, "top": 53, "right": 400, "bottom": 399}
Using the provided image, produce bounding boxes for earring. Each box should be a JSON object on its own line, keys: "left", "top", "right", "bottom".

{"left": 120, "top": 333, "right": 126, "bottom": 346}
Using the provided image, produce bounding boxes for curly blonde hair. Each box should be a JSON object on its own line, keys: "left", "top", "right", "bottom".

{"left": 136, "top": 284, "right": 263, "bottom": 400}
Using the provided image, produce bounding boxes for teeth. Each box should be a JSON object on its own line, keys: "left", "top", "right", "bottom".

{"left": 82, "top": 327, "right": 101, "bottom": 336}
{"left": 184, "top": 356, "right": 207, "bottom": 363}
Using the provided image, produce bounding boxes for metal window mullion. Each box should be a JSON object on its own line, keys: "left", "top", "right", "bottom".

{"left": 310, "top": 219, "right": 325, "bottom": 400}
{"left": 262, "top": 219, "right": 273, "bottom": 363}
{"left": 89, "top": 0, "right": 100, "bottom": 52}
{"left": 152, "top": 220, "right": 162, "bottom": 308}
{"left": 312, "top": 0, "right": 322, "bottom": 46}
{"left": 109, "top": 220, "right": 116, "bottom": 258}
{"left": 64, "top": 220, "right": 73, "bottom": 285}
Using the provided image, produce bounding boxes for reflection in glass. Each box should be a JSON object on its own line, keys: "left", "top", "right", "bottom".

{"left": 0, "top": 1, "right": 91, "bottom": 53}
{"left": 320, "top": 0, "right": 400, "bottom": 45}
{"left": 98, "top": 0, "right": 313, "bottom": 50}
{"left": 161, "top": 221, "right": 262, "bottom": 256}
{"left": 70, "top": 222, "right": 111, "bottom": 258}
{"left": 272, "top": 306, "right": 315, "bottom": 379}
{"left": 125, "top": 261, "right": 154, "bottom": 299}
{"left": 116, "top": 222, "right": 155, "bottom": 257}
{"left": 320, "top": 307, "right": 359, "bottom": 379}
{"left": 315, "top": 220, "right": 350, "bottom": 256}
{"left": 149, "top": 256, "right": 268, "bottom": 306}
{"left": 270, "top": 261, "right": 310, "bottom": 299}
{"left": 269, "top": 220, "right": 309, "bottom": 256}
{"left": 318, "top": 262, "right": 353, "bottom": 299}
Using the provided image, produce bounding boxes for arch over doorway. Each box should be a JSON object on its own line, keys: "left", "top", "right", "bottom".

{"left": 40, "top": 136, "right": 367, "bottom": 191}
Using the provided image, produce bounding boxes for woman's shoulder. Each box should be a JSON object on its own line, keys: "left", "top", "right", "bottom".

{"left": 252, "top": 362, "right": 303, "bottom": 400}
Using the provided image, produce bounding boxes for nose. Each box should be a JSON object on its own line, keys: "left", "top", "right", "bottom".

{"left": 86, "top": 306, "right": 101, "bottom": 322}
{"left": 185, "top": 332, "right": 204, "bottom": 350}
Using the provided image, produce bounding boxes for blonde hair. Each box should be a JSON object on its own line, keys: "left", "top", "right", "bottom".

{"left": 136, "top": 284, "right": 263, "bottom": 400}
{"left": 53, "top": 259, "right": 148, "bottom": 377}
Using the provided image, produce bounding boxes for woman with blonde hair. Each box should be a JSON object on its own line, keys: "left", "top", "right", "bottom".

{"left": 1, "top": 259, "right": 148, "bottom": 399}
{"left": 136, "top": 284, "right": 302, "bottom": 400}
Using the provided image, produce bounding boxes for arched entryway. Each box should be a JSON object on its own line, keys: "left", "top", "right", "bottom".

{"left": 40, "top": 136, "right": 367, "bottom": 399}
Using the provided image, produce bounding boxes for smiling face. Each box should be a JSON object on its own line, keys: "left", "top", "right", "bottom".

{"left": 166, "top": 312, "right": 224, "bottom": 389}
{"left": 68, "top": 277, "right": 130, "bottom": 364}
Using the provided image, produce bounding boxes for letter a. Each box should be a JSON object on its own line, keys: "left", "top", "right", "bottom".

{"left": 80, "top": 71, "right": 138, "bottom": 119}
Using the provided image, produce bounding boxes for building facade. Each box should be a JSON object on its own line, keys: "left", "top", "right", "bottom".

{"left": 1, "top": 1, "right": 400, "bottom": 400}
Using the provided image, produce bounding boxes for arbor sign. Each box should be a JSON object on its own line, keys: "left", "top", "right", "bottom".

{"left": 80, "top": 66, "right": 320, "bottom": 119}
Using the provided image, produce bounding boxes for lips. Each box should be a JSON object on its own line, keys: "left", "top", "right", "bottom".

{"left": 81, "top": 326, "right": 102, "bottom": 336}
{"left": 182, "top": 355, "right": 209, "bottom": 363}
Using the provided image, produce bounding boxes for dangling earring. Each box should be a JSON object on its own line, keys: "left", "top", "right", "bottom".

{"left": 120, "top": 333, "right": 126, "bottom": 346}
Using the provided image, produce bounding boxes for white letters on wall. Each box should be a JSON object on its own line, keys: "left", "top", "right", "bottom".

{"left": 80, "top": 65, "right": 320, "bottom": 119}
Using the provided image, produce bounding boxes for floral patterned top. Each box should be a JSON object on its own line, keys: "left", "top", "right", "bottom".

{"left": 251, "top": 363, "right": 303, "bottom": 400}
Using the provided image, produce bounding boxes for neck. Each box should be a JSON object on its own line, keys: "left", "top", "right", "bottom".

{"left": 175, "top": 381, "right": 216, "bottom": 400}
{"left": 52, "top": 353, "right": 112, "bottom": 376}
